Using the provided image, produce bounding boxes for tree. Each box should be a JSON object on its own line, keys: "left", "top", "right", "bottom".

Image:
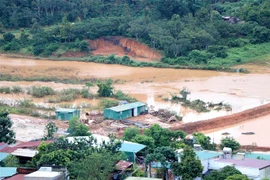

{"left": 44, "top": 121, "right": 58, "bottom": 140}
{"left": 144, "top": 124, "right": 186, "bottom": 148}
{"left": 0, "top": 112, "right": 16, "bottom": 144}
{"left": 225, "top": 174, "right": 249, "bottom": 180}
{"left": 146, "top": 146, "right": 177, "bottom": 180}
{"left": 122, "top": 127, "right": 140, "bottom": 141}
{"left": 70, "top": 152, "right": 121, "bottom": 180}
{"left": 172, "top": 146, "right": 203, "bottom": 180}
{"left": 193, "top": 132, "right": 216, "bottom": 150}
{"left": 220, "top": 137, "right": 240, "bottom": 152}
{"left": 132, "top": 134, "right": 155, "bottom": 153}
{"left": 97, "top": 79, "right": 113, "bottom": 97}
{"left": 204, "top": 166, "right": 242, "bottom": 180}
{"left": 2, "top": 155, "right": 20, "bottom": 167}
{"left": 67, "top": 117, "right": 90, "bottom": 136}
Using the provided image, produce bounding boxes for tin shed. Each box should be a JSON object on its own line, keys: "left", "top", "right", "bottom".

{"left": 55, "top": 108, "right": 80, "bottom": 121}
{"left": 104, "top": 102, "right": 147, "bottom": 120}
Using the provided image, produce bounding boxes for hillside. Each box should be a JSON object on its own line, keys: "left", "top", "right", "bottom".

{"left": 0, "top": 0, "right": 269, "bottom": 69}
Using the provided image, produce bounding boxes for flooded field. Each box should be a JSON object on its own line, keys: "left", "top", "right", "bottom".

{"left": 206, "top": 114, "right": 270, "bottom": 147}
{"left": 1, "top": 54, "right": 270, "bottom": 145}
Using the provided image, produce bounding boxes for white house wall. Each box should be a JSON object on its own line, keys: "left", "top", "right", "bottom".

{"left": 235, "top": 166, "right": 259, "bottom": 180}
{"left": 259, "top": 166, "right": 270, "bottom": 180}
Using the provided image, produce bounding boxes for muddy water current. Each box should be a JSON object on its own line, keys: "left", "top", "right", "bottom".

{"left": 1, "top": 55, "right": 270, "bottom": 145}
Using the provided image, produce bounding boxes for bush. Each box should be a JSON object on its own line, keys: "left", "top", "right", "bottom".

{"left": 188, "top": 50, "right": 213, "bottom": 64}
{"left": 3, "top": 32, "right": 15, "bottom": 42}
{"left": 11, "top": 86, "right": 23, "bottom": 93}
{"left": 99, "top": 99, "right": 118, "bottom": 109}
{"left": 207, "top": 45, "right": 228, "bottom": 58}
{"left": 3, "top": 39, "right": 21, "bottom": 52}
{"left": 44, "top": 43, "right": 59, "bottom": 56}
{"left": 29, "top": 86, "right": 55, "bottom": 98}
{"left": 0, "top": 87, "right": 11, "bottom": 93}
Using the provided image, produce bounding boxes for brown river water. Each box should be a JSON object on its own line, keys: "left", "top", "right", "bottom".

{"left": 1, "top": 54, "right": 270, "bottom": 146}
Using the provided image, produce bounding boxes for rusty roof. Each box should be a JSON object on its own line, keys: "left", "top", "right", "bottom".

{"left": 116, "top": 160, "right": 133, "bottom": 171}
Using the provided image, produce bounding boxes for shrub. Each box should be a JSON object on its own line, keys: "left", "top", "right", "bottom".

{"left": 29, "top": 86, "right": 55, "bottom": 98}
{"left": 0, "top": 87, "right": 11, "bottom": 93}
{"left": 3, "top": 32, "right": 15, "bottom": 42}
{"left": 11, "top": 86, "right": 23, "bottom": 93}
{"left": 99, "top": 99, "right": 118, "bottom": 109}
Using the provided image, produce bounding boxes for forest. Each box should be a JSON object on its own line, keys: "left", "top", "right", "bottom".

{"left": 0, "top": 0, "right": 269, "bottom": 69}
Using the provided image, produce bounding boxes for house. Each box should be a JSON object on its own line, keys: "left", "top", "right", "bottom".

{"left": 0, "top": 140, "right": 54, "bottom": 164}
{"left": 104, "top": 102, "right": 147, "bottom": 120}
{"left": 66, "top": 134, "right": 146, "bottom": 162}
{"left": 210, "top": 158, "right": 270, "bottom": 180}
{"left": 24, "top": 166, "right": 69, "bottom": 180}
{"left": 55, "top": 108, "right": 80, "bottom": 121}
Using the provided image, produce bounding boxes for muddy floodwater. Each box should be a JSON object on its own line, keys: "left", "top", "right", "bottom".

{"left": 1, "top": 55, "right": 270, "bottom": 119}
{"left": 206, "top": 114, "right": 270, "bottom": 147}
{"left": 1, "top": 54, "right": 270, "bottom": 145}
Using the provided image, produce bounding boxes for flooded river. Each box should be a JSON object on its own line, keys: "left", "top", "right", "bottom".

{"left": 1, "top": 54, "right": 270, "bottom": 146}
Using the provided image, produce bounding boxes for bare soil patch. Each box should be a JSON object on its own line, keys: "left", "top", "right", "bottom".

{"left": 89, "top": 36, "right": 162, "bottom": 62}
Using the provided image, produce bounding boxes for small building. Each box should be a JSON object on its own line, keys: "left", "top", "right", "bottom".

{"left": 55, "top": 108, "right": 80, "bottom": 121}
{"left": 104, "top": 102, "right": 147, "bottom": 120}
{"left": 211, "top": 158, "right": 270, "bottom": 180}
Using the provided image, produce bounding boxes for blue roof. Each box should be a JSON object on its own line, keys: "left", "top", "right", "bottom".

{"left": 244, "top": 153, "right": 270, "bottom": 160}
{"left": 106, "top": 102, "right": 145, "bottom": 112}
{"left": 0, "top": 152, "right": 9, "bottom": 161}
{"left": 120, "top": 141, "right": 146, "bottom": 153}
{"left": 55, "top": 108, "right": 77, "bottom": 113}
{"left": 196, "top": 151, "right": 223, "bottom": 160}
{"left": 0, "top": 167, "right": 17, "bottom": 178}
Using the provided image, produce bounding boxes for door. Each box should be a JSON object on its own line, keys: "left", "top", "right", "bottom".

{"left": 134, "top": 108, "right": 138, "bottom": 116}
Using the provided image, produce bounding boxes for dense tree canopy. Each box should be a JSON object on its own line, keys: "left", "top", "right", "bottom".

{"left": 0, "top": 0, "right": 269, "bottom": 68}
{"left": 204, "top": 166, "right": 243, "bottom": 180}
{"left": 220, "top": 137, "right": 240, "bottom": 152}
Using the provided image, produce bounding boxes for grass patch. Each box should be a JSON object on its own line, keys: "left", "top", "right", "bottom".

{"left": 209, "top": 42, "right": 270, "bottom": 66}
{"left": 28, "top": 86, "right": 55, "bottom": 98}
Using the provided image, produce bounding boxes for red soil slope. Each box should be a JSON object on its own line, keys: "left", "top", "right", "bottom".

{"left": 89, "top": 36, "right": 162, "bottom": 62}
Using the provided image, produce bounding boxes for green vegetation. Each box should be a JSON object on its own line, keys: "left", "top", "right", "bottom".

{"left": 172, "top": 146, "right": 203, "bottom": 180}
{"left": 43, "top": 121, "right": 58, "bottom": 140}
{"left": 2, "top": 155, "right": 20, "bottom": 167}
{"left": 28, "top": 86, "right": 55, "bottom": 98}
{"left": 67, "top": 117, "right": 90, "bottom": 136}
{"left": 193, "top": 132, "right": 216, "bottom": 151}
{"left": 0, "top": 0, "right": 269, "bottom": 70}
{"left": 204, "top": 166, "right": 245, "bottom": 180}
{"left": 169, "top": 87, "right": 232, "bottom": 113}
{"left": 28, "top": 137, "right": 122, "bottom": 179}
{"left": 0, "top": 111, "right": 16, "bottom": 144}
{"left": 220, "top": 136, "right": 241, "bottom": 152}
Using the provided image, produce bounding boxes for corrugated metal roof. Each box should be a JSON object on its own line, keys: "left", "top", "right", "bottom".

{"left": 106, "top": 102, "right": 145, "bottom": 112}
{"left": 216, "top": 158, "right": 270, "bottom": 169}
{"left": 0, "top": 152, "right": 10, "bottom": 161}
{"left": 245, "top": 153, "right": 270, "bottom": 160}
{"left": 196, "top": 151, "right": 223, "bottom": 160}
{"left": 0, "top": 167, "right": 17, "bottom": 178}
{"left": 5, "top": 174, "right": 25, "bottom": 180}
{"left": 11, "top": 148, "right": 38, "bottom": 158}
{"left": 55, "top": 108, "right": 77, "bottom": 113}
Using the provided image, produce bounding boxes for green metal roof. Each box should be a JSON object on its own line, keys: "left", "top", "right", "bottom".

{"left": 196, "top": 151, "right": 223, "bottom": 160}
{"left": 106, "top": 102, "right": 146, "bottom": 112}
{"left": 55, "top": 108, "right": 77, "bottom": 113}
{"left": 0, "top": 152, "right": 9, "bottom": 161}
{"left": 126, "top": 177, "right": 162, "bottom": 180}
{"left": 244, "top": 153, "right": 270, "bottom": 160}
{"left": 0, "top": 167, "right": 17, "bottom": 178}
